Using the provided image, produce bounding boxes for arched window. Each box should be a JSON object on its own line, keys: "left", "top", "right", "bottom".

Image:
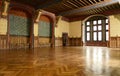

{"left": 85, "top": 16, "right": 109, "bottom": 46}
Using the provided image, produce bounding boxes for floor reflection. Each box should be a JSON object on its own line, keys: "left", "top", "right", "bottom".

{"left": 85, "top": 47, "right": 120, "bottom": 76}
{"left": 0, "top": 46, "right": 120, "bottom": 76}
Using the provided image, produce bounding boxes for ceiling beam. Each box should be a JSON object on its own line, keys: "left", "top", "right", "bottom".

{"left": 66, "top": 0, "right": 79, "bottom": 8}
{"left": 59, "top": 0, "right": 120, "bottom": 16}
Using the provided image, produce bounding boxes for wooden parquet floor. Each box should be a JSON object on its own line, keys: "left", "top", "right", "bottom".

{"left": 0, "top": 46, "right": 120, "bottom": 76}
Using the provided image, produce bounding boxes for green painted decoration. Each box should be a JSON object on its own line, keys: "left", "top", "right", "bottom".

{"left": 9, "top": 15, "right": 31, "bottom": 36}
{"left": 38, "top": 21, "right": 51, "bottom": 37}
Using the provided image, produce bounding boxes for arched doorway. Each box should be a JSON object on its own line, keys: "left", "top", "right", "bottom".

{"left": 82, "top": 15, "right": 109, "bottom": 46}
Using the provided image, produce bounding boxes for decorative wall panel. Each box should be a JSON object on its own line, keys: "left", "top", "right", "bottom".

{"left": 55, "top": 37, "right": 62, "bottom": 46}
{"left": 38, "top": 21, "right": 51, "bottom": 37}
{"left": 110, "top": 37, "right": 120, "bottom": 48}
{"left": 9, "top": 15, "right": 31, "bottom": 36}
{"left": 0, "top": 35, "right": 7, "bottom": 49}
{"left": 69, "top": 37, "right": 82, "bottom": 46}
{"left": 34, "top": 37, "right": 51, "bottom": 48}
{"left": 10, "top": 36, "right": 29, "bottom": 49}
{"left": 55, "top": 37, "right": 82, "bottom": 47}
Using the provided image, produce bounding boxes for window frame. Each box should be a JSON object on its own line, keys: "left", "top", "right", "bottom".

{"left": 85, "top": 17, "right": 109, "bottom": 42}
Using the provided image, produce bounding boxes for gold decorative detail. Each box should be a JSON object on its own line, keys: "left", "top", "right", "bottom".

{"left": 2, "top": 0, "right": 10, "bottom": 16}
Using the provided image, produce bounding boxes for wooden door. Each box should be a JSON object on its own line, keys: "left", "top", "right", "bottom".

{"left": 62, "top": 33, "right": 68, "bottom": 46}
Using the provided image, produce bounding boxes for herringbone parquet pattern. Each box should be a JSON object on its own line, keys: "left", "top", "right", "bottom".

{"left": 0, "top": 47, "right": 120, "bottom": 76}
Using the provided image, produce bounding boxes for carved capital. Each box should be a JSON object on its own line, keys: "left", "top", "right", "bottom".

{"left": 2, "top": 0, "right": 10, "bottom": 17}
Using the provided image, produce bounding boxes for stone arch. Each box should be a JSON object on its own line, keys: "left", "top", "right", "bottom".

{"left": 36, "top": 10, "right": 55, "bottom": 47}
{"left": 83, "top": 14, "right": 108, "bottom": 23}
{"left": 8, "top": 2, "right": 35, "bottom": 49}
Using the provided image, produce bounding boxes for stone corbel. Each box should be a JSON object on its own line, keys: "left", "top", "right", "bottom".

{"left": 56, "top": 16, "right": 62, "bottom": 27}
{"left": 2, "top": 0, "right": 10, "bottom": 17}
{"left": 35, "top": 11, "right": 42, "bottom": 23}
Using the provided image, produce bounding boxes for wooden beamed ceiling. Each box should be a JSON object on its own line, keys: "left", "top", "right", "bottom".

{"left": 43, "top": 0, "right": 105, "bottom": 14}
{"left": 11, "top": 0, "right": 120, "bottom": 21}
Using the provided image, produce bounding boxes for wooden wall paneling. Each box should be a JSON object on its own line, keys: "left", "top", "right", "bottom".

{"left": 34, "top": 36, "right": 39, "bottom": 48}
{"left": 55, "top": 37, "right": 62, "bottom": 46}
{"left": 38, "top": 37, "right": 51, "bottom": 47}
{"left": 117, "top": 37, "right": 120, "bottom": 48}
{"left": 119, "top": 37, "right": 120, "bottom": 47}
{"left": 55, "top": 37, "right": 82, "bottom": 47}
{"left": 0, "top": 35, "right": 7, "bottom": 49}
{"left": 9, "top": 36, "right": 29, "bottom": 49}
{"left": 109, "top": 37, "right": 120, "bottom": 48}
{"left": 69, "top": 37, "right": 82, "bottom": 46}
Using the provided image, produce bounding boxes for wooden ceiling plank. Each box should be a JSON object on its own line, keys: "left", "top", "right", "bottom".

{"left": 88, "top": 0, "right": 95, "bottom": 4}
{"left": 82, "top": 0, "right": 90, "bottom": 5}
{"left": 88, "top": 10, "right": 93, "bottom": 15}
{"left": 55, "top": 3, "right": 68, "bottom": 10}
{"left": 70, "top": 0, "right": 82, "bottom": 7}
{"left": 86, "top": 10, "right": 92, "bottom": 15}
{"left": 66, "top": 0, "right": 79, "bottom": 8}
{"left": 75, "top": 0, "right": 84, "bottom": 7}
{"left": 92, "top": 9, "right": 96, "bottom": 13}
{"left": 98, "top": 0, "right": 102, "bottom": 2}
{"left": 95, "top": 8, "right": 101, "bottom": 12}
{"left": 36, "top": 0, "right": 62, "bottom": 9}
{"left": 59, "top": 0, "right": 119, "bottom": 16}
{"left": 107, "top": 5, "right": 113, "bottom": 10}
{"left": 110, "top": 5, "right": 116, "bottom": 9}
{"left": 62, "top": 3, "right": 74, "bottom": 9}
{"left": 94, "top": 9, "right": 100, "bottom": 13}
{"left": 79, "top": 0, "right": 87, "bottom": 6}
{"left": 100, "top": 7, "right": 106, "bottom": 11}
{"left": 116, "top": 3, "right": 120, "bottom": 8}
{"left": 94, "top": 8, "right": 100, "bottom": 12}
{"left": 103, "top": 6, "right": 108, "bottom": 10}
{"left": 83, "top": 0, "right": 91, "bottom": 5}
{"left": 93, "top": 0, "right": 97, "bottom": 3}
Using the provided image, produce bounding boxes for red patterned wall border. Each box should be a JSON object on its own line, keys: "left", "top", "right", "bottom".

{"left": 9, "top": 9, "right": 32, "bottom": 18}
{"left": 9, "top": 2, "right": 35, "bottom": 18}
{"left": 40, "top": 15, "right": 50, "bottom": 22}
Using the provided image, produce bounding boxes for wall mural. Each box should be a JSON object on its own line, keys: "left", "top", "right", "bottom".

{"left": 9, "top": 14, "right": 31, "bottom": 36}
{"left": 38, "top": 21, "right": 51, "bottom": 37}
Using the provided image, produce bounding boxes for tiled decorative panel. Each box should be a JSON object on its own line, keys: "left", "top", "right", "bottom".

{"left": 9, "top": 15, "right": 31, "bottom": 36}
{"left": 38, "top": 21, "right": 51, "bottom": 37}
